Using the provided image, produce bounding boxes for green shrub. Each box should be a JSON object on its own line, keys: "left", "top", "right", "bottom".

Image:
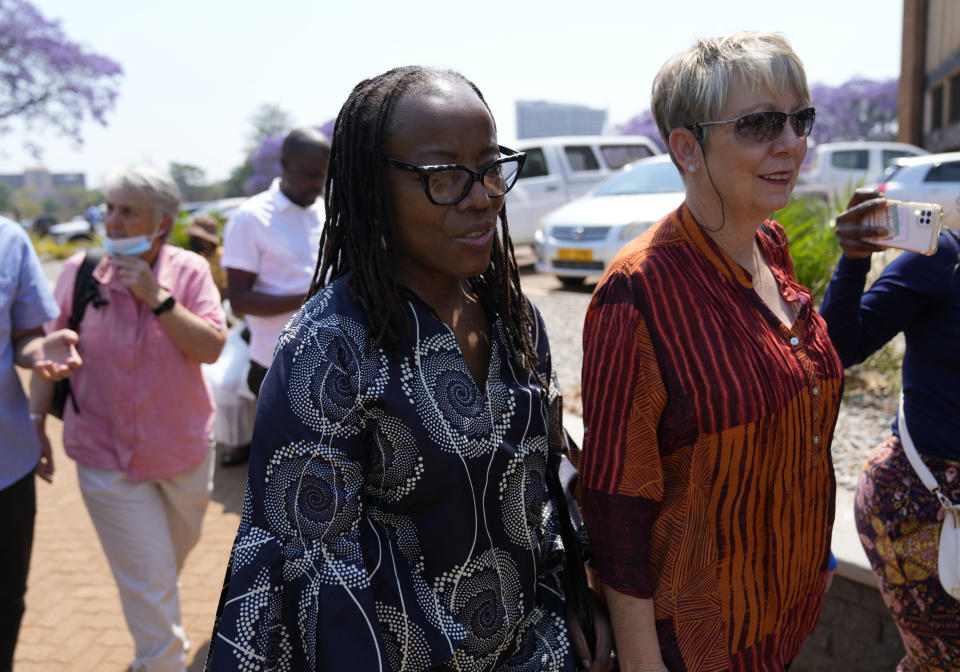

{"left": 774, "top": 191, "right": 904, "bottom": 401}
{"left": 771, "top": 194, "right": 843, "bottom": 305}
{"left": 168, "top": 210, "right": 193, "bottom": 249}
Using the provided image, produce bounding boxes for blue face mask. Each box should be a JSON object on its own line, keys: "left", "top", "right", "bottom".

{"left": 104, "top": 234, "right": 152, "bottom": 256}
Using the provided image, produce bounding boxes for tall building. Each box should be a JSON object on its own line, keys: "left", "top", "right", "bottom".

{"left": 516, "top": 101, "right": 607, "bottom": 139}
{"left": 899, "top": 0, "right": 960, "bottom": 151}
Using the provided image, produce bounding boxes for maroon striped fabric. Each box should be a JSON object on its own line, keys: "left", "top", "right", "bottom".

{"left": 580, "top": 204, "right": 843, "bottom": 669}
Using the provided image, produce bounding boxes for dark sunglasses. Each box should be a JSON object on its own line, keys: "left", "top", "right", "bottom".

{"left": 384, "top": 146, "right": 526, "bottom": 206}
{"left": 690, "top": 106, "right": 816, "bottom": 143}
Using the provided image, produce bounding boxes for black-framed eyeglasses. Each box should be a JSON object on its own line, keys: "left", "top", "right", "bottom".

{"left": 384, "top": 145, "right": 526, "bottom": 205}
{"left": 689, "top": 106, "right": 816, "bottom": 144}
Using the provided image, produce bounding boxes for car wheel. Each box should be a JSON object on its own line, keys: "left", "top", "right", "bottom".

{"left": 558, "top": 276, "right": 584, "bottom": 289}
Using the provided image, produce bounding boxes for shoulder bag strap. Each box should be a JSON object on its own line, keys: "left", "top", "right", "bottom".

{"left": 899, "top": 392, "right": 958, "bottom": 509}
{"left": 62, "top": 248, "right": 107, "bottom": 415}
{"left": 68, "top": 248, "right": 107, "bottom": 331}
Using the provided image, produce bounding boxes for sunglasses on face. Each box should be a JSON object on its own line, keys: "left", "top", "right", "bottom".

{"left": 690, "top": 106, "right": 816, "bottom": 143}
{"left": 384, "top": 146, "right": 526, "bottom": 206}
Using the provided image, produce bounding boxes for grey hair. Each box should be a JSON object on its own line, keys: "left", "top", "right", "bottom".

{"left": 102, "top": 165, "right": 181, "bottom": 225}
{"left": 651, "top": 31, "right": 811, "bottom": 168}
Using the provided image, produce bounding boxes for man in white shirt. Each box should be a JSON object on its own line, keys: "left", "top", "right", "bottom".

{"left": 220, "top": 128, "right": 330, "bottom": 466}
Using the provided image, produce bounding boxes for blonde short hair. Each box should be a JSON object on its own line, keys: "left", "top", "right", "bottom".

{"left": 651, "top": 31, "right": 810, "bottom": 165}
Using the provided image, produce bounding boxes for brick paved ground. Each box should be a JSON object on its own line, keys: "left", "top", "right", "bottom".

{"left": 14, "top": 409, "right": 246, "bottom": 672}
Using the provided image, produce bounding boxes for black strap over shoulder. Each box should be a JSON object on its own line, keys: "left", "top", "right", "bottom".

{"left": 68, "top": 248, "right": 108, "bottom": 331}
{"left": 59, "top": 248, "right": 108, "bottom": 415}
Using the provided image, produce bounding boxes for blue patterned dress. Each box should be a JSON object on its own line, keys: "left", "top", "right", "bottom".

{"left": 205, "top": 277, "right": 580, "bottom": 671}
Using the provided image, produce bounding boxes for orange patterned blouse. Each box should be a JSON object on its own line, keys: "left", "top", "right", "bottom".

{"left": 579, "top": 203, "right": 843, "bottom": 670}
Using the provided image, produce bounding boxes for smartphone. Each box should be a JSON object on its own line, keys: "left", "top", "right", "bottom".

{"left": 865, "top": 200, "right": 943, "bottom": 255}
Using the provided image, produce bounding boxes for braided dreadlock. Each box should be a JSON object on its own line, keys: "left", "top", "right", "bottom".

{"left": 307, "top": 66, "right": 539, "bottom": 381}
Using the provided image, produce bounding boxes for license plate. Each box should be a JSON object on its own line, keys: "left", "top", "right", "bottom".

{"left": 556, "top": 248, "right": 593, "bottom": 262}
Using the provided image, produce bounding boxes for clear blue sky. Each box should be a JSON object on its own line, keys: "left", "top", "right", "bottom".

{"left": 0, "top": 0, "right": 905, "bottom": 188}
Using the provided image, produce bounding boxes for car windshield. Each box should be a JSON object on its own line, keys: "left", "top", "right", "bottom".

{"left": 594, "top": 160, "right": 684, "bottom": 196}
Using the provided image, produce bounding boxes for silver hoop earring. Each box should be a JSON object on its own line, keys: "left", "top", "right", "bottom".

{"left": 379, "top": 234, "right": 387, "bottom": 252}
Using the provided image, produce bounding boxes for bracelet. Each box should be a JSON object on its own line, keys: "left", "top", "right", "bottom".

{"left": 29, "top": 413, "right": 45, "bottom": 422}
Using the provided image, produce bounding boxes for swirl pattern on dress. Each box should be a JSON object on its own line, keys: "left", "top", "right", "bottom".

{"left": 498, "top": 607, "right": 571, "bottom": 672}
{"left": 287, "top": 312, "right": 388, "bottom": 436}
{"left": 376, "top": 602, "right": 433, "bottom": 672}
{"left": 401, "top": 328, "right": 516, "bottom": 459}
{"left": 366, "top": 414, "right": 425, "bottom": 504}
{"left": 435, "top": 548, "right": 523, "bottom": 669}
{"left": 263, "top": 440, "right": 362, "bottom": 542}
{"left": 499, "top": 436, "right": 549, "bottom": 550}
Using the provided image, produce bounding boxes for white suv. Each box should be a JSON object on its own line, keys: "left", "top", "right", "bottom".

{"left": 874, "top": 151, "right": 960, "bottom": 229}
{"left": 505, "top": 135, "right": 661, "bottom": 245}
{"left": 796, "top": 141, "right": 928, "bottom": 200}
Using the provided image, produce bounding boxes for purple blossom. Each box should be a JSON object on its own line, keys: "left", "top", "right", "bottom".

{"left": 0, "top": 0, "right": 123, "bottom": 146}
{"left": 245, "top": 135, "right": 283, "bottom": 194}
{"left": 615, "top": 110, "right": 666, "bottom": 152}
{"left": 809, "top": 78, "right": 899, "bottom": 143}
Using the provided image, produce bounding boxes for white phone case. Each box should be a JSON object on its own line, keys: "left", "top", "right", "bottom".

{"left": 866, "top": 200, "right": 943, "bottom": 255}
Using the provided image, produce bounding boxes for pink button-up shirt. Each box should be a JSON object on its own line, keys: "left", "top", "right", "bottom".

{"left": 50, "top": 245, "right": 226, "bottom": 481}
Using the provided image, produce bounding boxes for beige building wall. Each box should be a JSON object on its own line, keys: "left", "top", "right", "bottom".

{"left": 902, "top": 0, "right": 960, "bottom": 150}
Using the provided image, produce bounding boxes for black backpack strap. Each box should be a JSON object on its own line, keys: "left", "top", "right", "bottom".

{"left": 68, "top": 248, "right": 107, "bottom": 331}
{"left": 63, "top": 248, "right": 108, "bottom": 414}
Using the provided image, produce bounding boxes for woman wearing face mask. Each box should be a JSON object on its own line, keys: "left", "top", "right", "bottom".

{"left": 204, "top": 66, "right": 613, "bottom": 672}
{"left": 579, "top": 32, "right": 843, "bottom": 670}
{"left": 32, "top": 166, "right": 227, "bottom": 672}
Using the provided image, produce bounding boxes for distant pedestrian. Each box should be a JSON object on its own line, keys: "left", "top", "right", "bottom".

{"left": 219, "top": 127, "right": 330, "bottom": 467}
{"left": 32, "top": 166, "right": 226, "bottom": 672}
{"left": 84, "top": 203, "right": 102, "bottom": 227}
{"left": 821, "top": 190, "right": 960, "bottom": 669}
{"left": 185, "top": 213, "right": 227, "bottom": 297}
{"left": 0, "top": 217, "right": 82, "bottom": 672}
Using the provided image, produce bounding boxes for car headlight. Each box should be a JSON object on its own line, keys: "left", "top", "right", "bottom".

{"left": 619, "top": 222, "right": 650, "bottom": 240}
{"left": 534, "top": 221, "right": 549, "bottom": 243}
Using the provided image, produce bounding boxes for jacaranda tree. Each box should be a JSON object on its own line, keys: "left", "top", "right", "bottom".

{"left": 616, "top": 109, "right": 665, "bottom": 151}
{"left": 0, "top": 0, "right": 123, "bottom": 146}
{"left": 808, "top": 78, "right": 899, "bottom": 143}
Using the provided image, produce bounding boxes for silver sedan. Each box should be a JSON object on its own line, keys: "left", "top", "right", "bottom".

{"left": 533, "top": 154, "right": 684, "bottom": 287}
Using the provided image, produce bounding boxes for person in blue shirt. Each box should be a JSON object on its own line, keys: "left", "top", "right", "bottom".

{"left": 0, "top": 218, "right": 82, "bottom": 672}
{"left": 820, "top": 190, "right": 960, "bottom": 669}
{"left": 84, "top": 204, "right": 102, "bottom": 227}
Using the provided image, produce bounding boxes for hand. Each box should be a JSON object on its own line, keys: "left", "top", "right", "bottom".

{"left": 33, "top": 419, "right": 54, "bottom": 483}
{"left": 111, "top": 254, "right": 161, "bottom": 305}
{"left": 32, "top": 329, "right": 82, "bottom": 381}
{"left": 834, "top": 188, "right": 890, "bottom": 260}
{"left": 567, "top": 590, "right": 616, "bottom": 671}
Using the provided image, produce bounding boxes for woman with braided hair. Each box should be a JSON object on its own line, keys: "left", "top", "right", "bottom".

{"left": 205, "top": 66, "right": 613, "bottom": 672}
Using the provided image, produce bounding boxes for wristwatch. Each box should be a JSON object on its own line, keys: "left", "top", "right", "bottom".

{"left": 152, "top": 295, "right": 176, "bottom": 316}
